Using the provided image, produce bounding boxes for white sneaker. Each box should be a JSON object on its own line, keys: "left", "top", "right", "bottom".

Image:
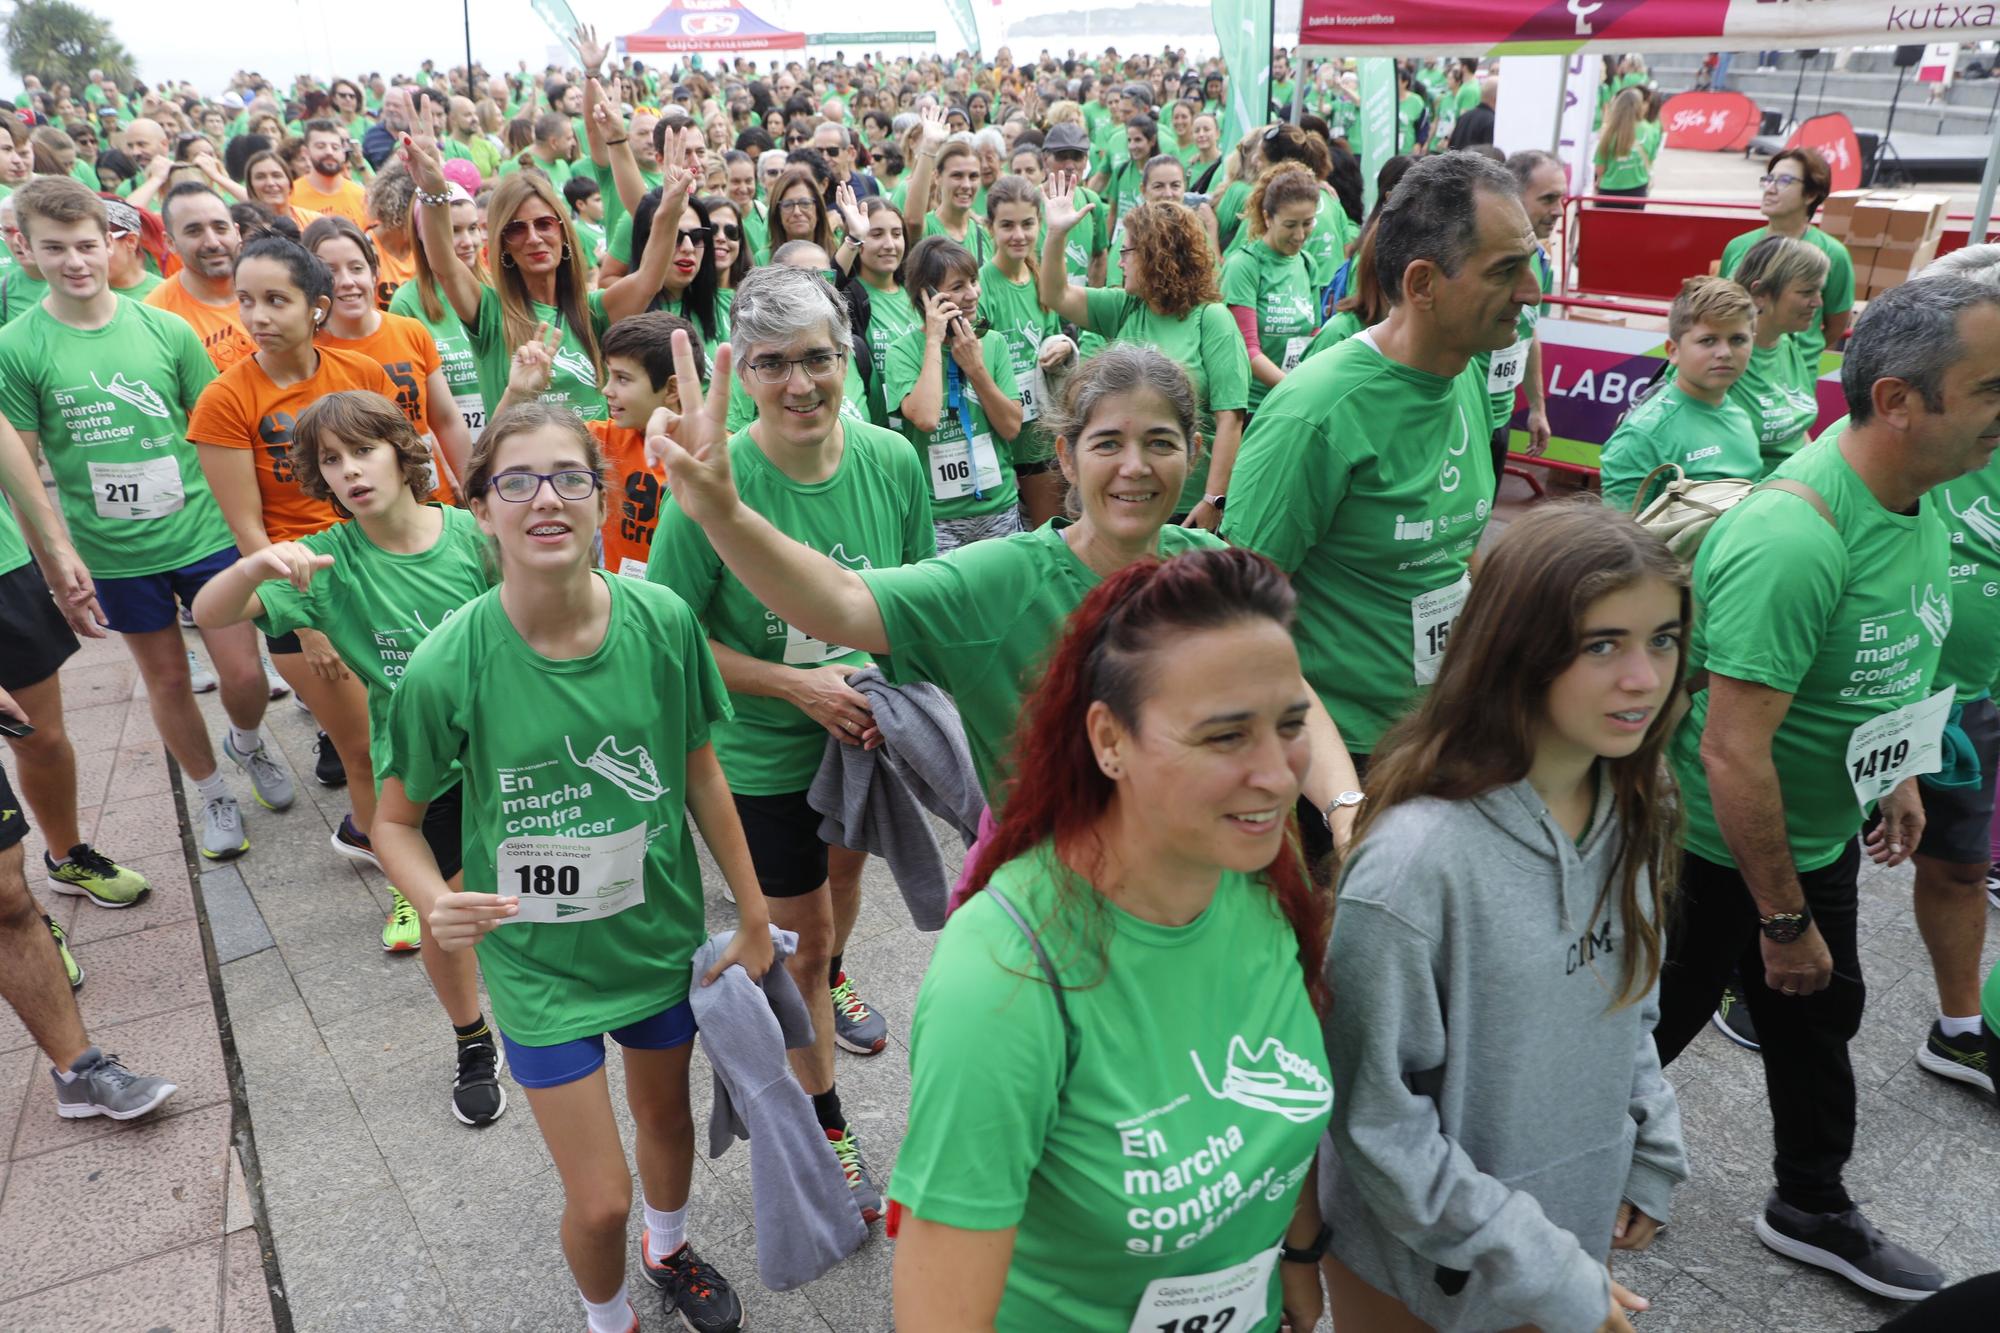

{"left": 262, "top": 655, "right": 290, "bottom": 700}
{"left": 187, "top": 651, "right": 218, "bottom": 694}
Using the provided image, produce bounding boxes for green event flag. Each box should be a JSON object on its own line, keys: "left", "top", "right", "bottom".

{"left": 939, "top": 0, "right": 980, "bottom": 53}
{"left": 1213, "top": 0, "right": 1272, "bottom": 145}
{"left": 1359, "top": 58, "right": 1396, "bottom": 213}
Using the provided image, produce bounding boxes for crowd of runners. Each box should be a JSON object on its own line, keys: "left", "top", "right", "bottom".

{"left": 0, "top": 32, "right": 1996, "bottom": 1333}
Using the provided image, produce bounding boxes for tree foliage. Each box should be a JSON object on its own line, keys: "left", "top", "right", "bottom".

{"left": 4, "top": 0, "right": 135, "bottom": 93}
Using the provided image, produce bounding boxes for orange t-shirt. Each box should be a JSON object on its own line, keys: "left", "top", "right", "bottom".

{"left": 316, "top": 313, "right": 457, "bottom": 502}
{"left": 143, "top": 277, "right": 257, "bottom": 372}
{"left": 590, "top": 419, "right": 667, "bottom": 579}
{"left": 187, "top": 346, "right": 440, "bottom": 542}
{"left": 290, "top": 175, "right": 369, "bottom": 227}
{"left": 371, "top": 234, "right": 417, "bottom": 311}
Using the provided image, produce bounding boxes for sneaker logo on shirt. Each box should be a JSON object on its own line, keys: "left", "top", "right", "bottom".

{"left": 1947, "top": 493, "right": 2000, "bottom": 553}
{"left": 1914, "top": 583, "right": 1952, "bottom": 647}
{"left": 548, "top": 346, "right": 599, "bottom": 388}
{"left": 825, "top": 542, "right": 874, "bottom": 571}
{"left": 1438, "top": 406, "right": 1471, "bottom": 495}
{"left": 1190, "top": 1035, "right": 1333, "bottom": 1123}
{"left": 91, "top": 372, "right": 169, "bottom": 419}
{"left": 563, "top": 734, "right": 668, "bottom": 802}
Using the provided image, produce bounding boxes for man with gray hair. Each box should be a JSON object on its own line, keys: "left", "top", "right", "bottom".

{"left": 1224, "top": 152, "right": 1539, "bottom": 808}
{"left": 646, "top": 260, "right": 936, "bottom": 1225}
{"left": 1653, "top": 273, "right": 2000, "bottom": 1302}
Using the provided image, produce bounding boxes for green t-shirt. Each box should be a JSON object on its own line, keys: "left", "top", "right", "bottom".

{"left": 1719, "top": 225, "right": 1854, "bottom": 367}
{"left": 1220, "top": 241, "right": 1317, "bottom": 413}
{"left": 1302, "top": 308, "right": 1365, "bottom": 363}
{"left": 1221, "top": 333, "right": 1493, "bottom": 753}
{"left": 389, "top": 278, "right": 485, "bottom": 436}
{"left": 860, "top": 279, "right": 923, "bottom": 428}
{"left": 1212, "top": 179, "right": 1252, "bottom": 253}
{"left": 1933, "top": 449, "right": 2000, "bottom": 698}
{"left": 0, "top": 269, "right": 50, "bottom": 324}
{"left": 723, "top": 354, "right": 870, "bottom": 433}
{"left": 574, "top": 217, "right": 607, "bottom": 268}
{"left": 1079, "top": 289, "right": 1250, "bottom": 511}
{"left": 1636, "top": 119, "right": 1663, "bottom": 163}
{"left": 1457, "top": 81, "right": 1484, "bottom": 115}
{"left": 1062, "top": 185, "right": 1110, "bottom": 286}
{"left": 921, "top": 211, "right": 995, "bottom": 268}
{"left": 1729, "top": 338, "right": 1821, "bottom": 477}
{"left": 501, "top": 150, "right": 573, "bottom": 190}
{"left": 114, "top": 271, "right": 164, "bottom": 301}
{"left": 1397, "top": 91, "right": 1424, "bottom": 153}
{"left": 381, "top": 573, "right": 731, "bottom": 1044}
{"left": 1106, "top": 159, "right": 1143, "bottom": 229}
{"left": 465, "top": 284, "right": 607, "bottom": 423}
{"left": 0, "top": 489, "right": 30, "bottom": 575}
{"left": 882, "top": 328, "right": 1022, "bottom": 522}
{"left": 0, "top": 299, "right": 230, "bottom": 578}
{"left": 254, "top": 506, "right": 492, "bottom": 781}
{"left": 861, "top": 520, "right": 1224, "bottom": 803}
{"left": 1598, "top": 382, "right": 1762, "bottom": 512}
{"left": 647, "top": 422, "right": 935, "bottom": 795}
{"left": 889, "top": 843, "right": 1329, "bottom": 1333}
{"left": 1596, "top": 143, "right": 1650, "bottom": 192}
{"left": 1672, "top": 434, "right": 1952, "bottom": 872}
{"left": 976, "top": 262, "right": 1062, "bottom": 464}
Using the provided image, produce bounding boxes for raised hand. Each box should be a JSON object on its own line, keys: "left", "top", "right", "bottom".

{"left": 920, "top": 289, "right": 959, "bottom": 342}
{"left": 646, "top": 330, "right": 738, "bottom": 527}
{"left": 399, "top": 123, "right": 448, "bottom": 193}
{"left": 507, "top": 320, "right": 562, "bottom": 399}
{"left": 917, "top": 101, "right": 949, "bottom": 150}
{"left": 833, "top": 181, "right": 864, "bottom": 240}
{"left": 1043, "top": 171, "right": 1094, "bottom": 232}
{"left": 573, "top": 23, "right": 610, "bottom": 75}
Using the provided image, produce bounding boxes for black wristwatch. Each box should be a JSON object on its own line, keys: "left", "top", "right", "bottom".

{"left": 1280, "top": 1223, "right": 1331, "bottom": 1265}
{"left": 1758, "top": 905, "right": 1812, "bottom": 943}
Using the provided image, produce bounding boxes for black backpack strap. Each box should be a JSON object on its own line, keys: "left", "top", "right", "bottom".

{"left": 986, "top": 886, "right": 1078, "bottom": 1075}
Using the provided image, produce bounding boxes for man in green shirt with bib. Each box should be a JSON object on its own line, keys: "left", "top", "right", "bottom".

{"left": 1652, "top": 276, "right": 2000, "bottom": 1304}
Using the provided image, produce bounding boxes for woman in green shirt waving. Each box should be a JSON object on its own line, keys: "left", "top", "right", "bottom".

{"left": 1731, "top": 234, "right": 1830, "bottom": 476}
{"left": 890, "top": 546, "right": 1335, "bottom": 1333}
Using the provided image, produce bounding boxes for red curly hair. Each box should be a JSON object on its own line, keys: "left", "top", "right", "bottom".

{"left": 1123, "top": 200, "right": 1222, "bottom": 320}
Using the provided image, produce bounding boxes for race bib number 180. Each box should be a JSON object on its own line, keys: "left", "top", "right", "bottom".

{"left": 495, "top": 822, "right": 647, "bottom": 924}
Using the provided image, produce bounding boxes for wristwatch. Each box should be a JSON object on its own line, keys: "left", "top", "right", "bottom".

{"left": 1758, "top": 905, "right": 1812, "bottom": 943}
{"left": 1203, "top": 492, "right": 1226, "bottom": 512}
{"left": 1281, "top": 1223, "right": 1331, "bottom": 1265}
{"left": 1321, "top": 790, "right": 1365, "bottom": 829}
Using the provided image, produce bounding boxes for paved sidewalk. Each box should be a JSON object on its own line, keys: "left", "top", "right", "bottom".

{"left": 0, "top": 631, "right": 278, "bottom": 1333}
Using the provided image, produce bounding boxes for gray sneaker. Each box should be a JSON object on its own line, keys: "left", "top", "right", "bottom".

{"left": 53, "top": 1047, "right": 178, "bottom": 1120}
{"left": 830, "top": 970, "right": 888, "bottom": 1055}
{"left": 199, "top": 792, "right": 249, "bottom": 861}
{"left": 187, "top": 651, "right": 218, "bottom": 694}
{"left": 223, "top": 734, "right": 295, "bottom": 811}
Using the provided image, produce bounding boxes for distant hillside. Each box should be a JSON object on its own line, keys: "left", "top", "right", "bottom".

{"left": 1004, "top": 5, "right": 1215, "bottom": 41}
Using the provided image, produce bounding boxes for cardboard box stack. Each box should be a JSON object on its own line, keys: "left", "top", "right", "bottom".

{"left": 1818, "top": 189, "right": 1950, "bottom": 298}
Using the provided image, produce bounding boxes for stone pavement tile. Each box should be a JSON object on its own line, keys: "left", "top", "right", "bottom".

{"left": 0, "top": 1101, "right": 231, "bottom": 1302}
{"left": 1764, "top": 1264, "right": 1909, "bottom": 1332}
{"left": 1626, "top": 1272, "right": 1761, "bottom": 1331}
{"left": 1930, "top": 1220, "right": 2000, "bottom": 1296}
{"left": 223, "top": 1229, "right": 278, "bottom": 1333}
{"left": 292, "top": 947, "right": 435, "bottom": 1031}
{"left": 799, "top": 1216, "right": 893, "bottom": 1333}
{"left": 57, "top": 658, "right": 139, "bottom": 710}
{"left": 230, "top": 999, "right": 391, "bottom": 1217}
{"left": 226, "top": 1145, "right": 255, "bottom": 1233}
{"left": 104, "top": 740, "right": 177, "bottom": 804}
{"left": 276, "top": 1186, "right": 461, "bottom": 1333}
{"left": 1880, "top": 1051, "right": 1998, "bottom": 1128}
{"left": 10, "top": 1003, "right": 228, "bottom": 1158}
{"left": 63, "top": 739, "right": 117, "bottom": 812}
{"left": 0, "top": 1044, "right": 36, "bottom": 1153}
{"left": 56, "top": 701, "right": 135, "bottom": 752}
{"left": 0, "top": 1237, "right": 225, "bottom": 1333}
{"left": 219, "top": 946, "right": 303, "bottom": 1016}
{"left": 89, "top": 792, "right": 191, "bottom": 862}
{"left": 1847, "top": 1121, "right": 2000, "bottom": 1259}
{"left": 69, "top": 918, "right": 214, "bottom": 1031}
{"left": 203, "top": 863, "right": 277, "bottom": 964}
{"left": 118, "top": 700, "right": 161, "bottom": 750}
{"left": 60, "top": 848, "right": 196, "bottom": 947}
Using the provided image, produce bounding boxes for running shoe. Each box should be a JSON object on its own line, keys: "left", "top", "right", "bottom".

{"left": 45, "top": 844, "right": 151, "bottom": 908}
{"left": 640, "top": 1238, "right": 743, "bottom": 1332}
{"left": 1915, "top": 1020, "right": 1993, "bottom": 1095}
{"left": 331, "top": 815, "right": 381, "bottom": 870}
{"left": 199, "top": 792, "right": 249, "bottom": 861}
{"left": 451, "top": 1031, "right": 506, "bottom": 1126}
{"left": 382, "top": 888, "right": 421, "bottom": 952}
{"left": 313, "top": 731, "right": 346, "bottom": 787}
{"left": 187, "top": 650, "right": 217, "bottom": 694}
{"left": 1711, "top": 985, "right": 1760, "bottom": 1051}
{"left": 52, "top": 1046, "right": 178, "bottom": 1120}
{"left": 46, "top": 915, "right": 81, "bottom": 989}
{"left": 830, "top": 970, "right": 887, "bottom": 1055}
{"left": 177, "top": 603, "right": 195, "bottom": 630}
{"left": 262, "top": 655, "right": 290, "bottom": 699}
{"left": 223, "top": 733, "right": 295, "bottom": 811}
{"left": 1755, "top": 1191, "right": 1945, "bottom": 1301}
{"left": 826, "top": 1124, "right": 882, "bottom": 1222}
{"left": 1986, "top": 866, "right": 2000, "bottom": 912}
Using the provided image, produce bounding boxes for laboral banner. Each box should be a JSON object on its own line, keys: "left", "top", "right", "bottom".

{"left": 1297, "top": 0, "right": 2000, "bottom": 56}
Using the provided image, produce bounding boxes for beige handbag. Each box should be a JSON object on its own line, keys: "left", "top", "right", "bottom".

{"left": 1629, "top": 463, "right": 1834, "bottom": 562}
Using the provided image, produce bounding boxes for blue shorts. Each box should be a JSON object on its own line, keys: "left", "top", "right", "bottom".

{"left": 500, "top": 1000, "right": 697, "bottom": 1089}
{"left": 94, "top": 546, "right": 238, "bottom": 635}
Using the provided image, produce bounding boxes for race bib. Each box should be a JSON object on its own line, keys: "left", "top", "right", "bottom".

{"left": 87, "top": 457, "right": 185, "bottom": 521}
{"left": 1845, "top": 686, "right": 1954, "bottom": 811}
{"left": 495, "top": 823, "right": 647, "bottom": 925}
{"left": 1019, "top": 365, "right": 1047, "bottom": 424}
{"left": 1127, "top": 1246, "right": 1278, "bottom": 1333}
{"left": 782, "top": 620, "right": 850, "bottom": 665}
{"left": 1487, "top": 338, "right": 1529, "bottom": 393}
{"left": 616, "top": 556, "right": 649, "bottom": 579}
{"left": 1281, "top": 336, "right": 1311, "bottom": 373}
{"left": 1411, "top": 574, "right": 1471, "bottom": 686}
{"left": 457, "top": 395, "right": 487, "bottom": 437}
{"left": 927, "top": 432, "right": 1004, "bottom": 501}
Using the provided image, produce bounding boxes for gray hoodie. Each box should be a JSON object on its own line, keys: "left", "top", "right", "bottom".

{"left": 1318, "top": 775, "right": 1687, "bottom": 1333}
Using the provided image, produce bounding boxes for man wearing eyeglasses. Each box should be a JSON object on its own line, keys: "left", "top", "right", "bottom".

{"left": 1719, "top": 148, "right": 1855, "bottom": 366}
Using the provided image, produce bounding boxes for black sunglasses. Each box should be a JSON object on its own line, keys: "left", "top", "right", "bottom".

{"left": 677, "top": 226, "right": 716, "bottom": 247}
{"left": 714, "top": 222, "right": 741, "bottom": 241}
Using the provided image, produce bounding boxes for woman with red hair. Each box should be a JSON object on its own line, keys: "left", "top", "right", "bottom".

{"left": 885, "top": 544, "right": 1333, "bottom": 1332}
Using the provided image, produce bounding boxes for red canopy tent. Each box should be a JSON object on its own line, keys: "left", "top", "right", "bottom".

{"left": 618, "top": 0, "right": 807, "bottom": 54}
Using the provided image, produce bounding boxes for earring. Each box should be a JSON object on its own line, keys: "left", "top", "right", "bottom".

{"left": 561, "top": 242, "right": 572, "bottom": 261}
{"left": 499, "top": 251, "right": 515, "bottom": 269}
{"left": 1099, "top": 756, "right": 1122, "bottom": 779}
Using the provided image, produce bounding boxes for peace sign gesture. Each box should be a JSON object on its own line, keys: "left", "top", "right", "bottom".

{"left": 505, "top": 320, "right": 564, "bottom": 402}
{"left": 645, "top": 330, "right": 738, "bottom": 527}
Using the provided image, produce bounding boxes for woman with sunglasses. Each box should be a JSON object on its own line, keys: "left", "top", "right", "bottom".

{"left": 329, "top": 80, "right": 370, "bottom": 142}
{"left": 702, "top": 195, "right": 750, "bottom": 330}
{"left": 624, "top": 188, "right": 727, "bottom": 348}
{"left": 401, "top": 96, "right": 688, "bottom": 427}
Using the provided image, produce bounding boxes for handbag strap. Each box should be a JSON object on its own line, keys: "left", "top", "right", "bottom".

{"left": 1751, "top": 477, "right": 1838, "bottom": 532}
{"left": 986, "top": 886, "right": 1078, "bottom": 1075}
{"left": 1630, "top": 462, "right": 1685, "bottom": 518}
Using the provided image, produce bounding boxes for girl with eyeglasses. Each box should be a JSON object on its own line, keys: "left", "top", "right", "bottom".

{"left": 373, "top": 401, "right": 771, "bottom": 1333}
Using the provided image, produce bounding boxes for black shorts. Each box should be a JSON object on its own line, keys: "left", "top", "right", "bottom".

{"left": 0, "top": 561, "right": 79, "bottom": 692}
{"left": 1917, "top": 696, "right": 2000, "bottom": 865}
{"left": 0, "top": 762, "right": 26, "bottom": 851}
{"left": 264, "top": 630, "right": 302, "bottom": 655}
{"left": 423, "top": 783, "right": 466, "bottom": 881}
{"left": 731, "top": 789, "right": 830, "bottom": 898}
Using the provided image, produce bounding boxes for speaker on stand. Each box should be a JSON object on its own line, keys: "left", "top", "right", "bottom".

{"left": 1868, "top": 45, "right": 1925, "bottom": 186}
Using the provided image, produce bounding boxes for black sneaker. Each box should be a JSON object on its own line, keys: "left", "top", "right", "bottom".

{"left": 1915, "top": 1020, "right": 1993, "bottom": 1095}
{"left": 1755, "top": 1192, "right": 1946, "bottom": 1301}
{"left": 451, "top": 1033, "right": 507, "bottom": 1126}
{"left": 1711, "top": 985, "right": 1760, "bottom": 1051}
{"left": 641, "top": 1238, "right": 743, "bottom": 1332}
{"left": 313, "top": 731, "right": 346, "bottom": 787}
